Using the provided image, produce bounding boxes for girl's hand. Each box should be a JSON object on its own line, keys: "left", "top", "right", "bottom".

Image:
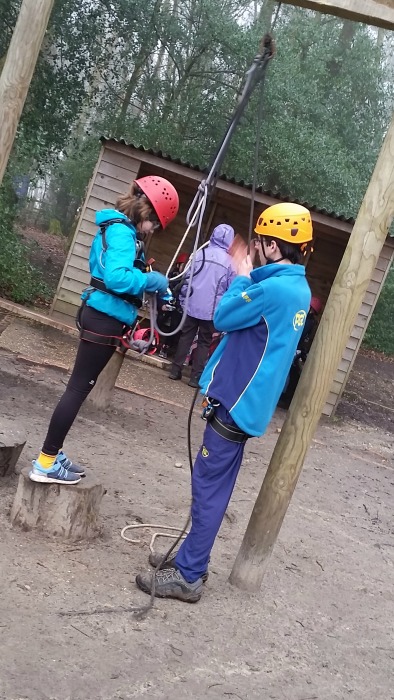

{"left": 237, "top": 255, "right": 253, "bottom": 278}
{"left": 229, "top": 234, "right": 256, "bottom": 273}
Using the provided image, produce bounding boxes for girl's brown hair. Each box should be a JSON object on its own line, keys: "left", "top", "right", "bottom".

{"left": 115, "top": 181, "right": 153, "bottom": 223}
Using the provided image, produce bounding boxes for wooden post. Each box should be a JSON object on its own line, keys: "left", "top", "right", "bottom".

{"left": 0, "top": 0, "right": 54, "bottom": 186}
{"left": 279, "top": 0, "right": 394, "bottom": 30}
{"left": 87, "top": 350, "right": 126, "bottom": 410}
{"left": 229, "top": 109, "right": 394, "bottom": 592}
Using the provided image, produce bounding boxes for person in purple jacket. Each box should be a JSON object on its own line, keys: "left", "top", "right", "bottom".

{"left": 169, "top": 223, "right": 235, "bottom": 387}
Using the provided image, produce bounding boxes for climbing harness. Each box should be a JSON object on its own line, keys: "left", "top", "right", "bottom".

{"left": 88, "top": 276, "right": 143, "bottom": 308}
{"left": 202, "top": 397, "right": 249, "bottom": 442}
{"left": 210, "top": 414, "right": 249, "bottom": 444}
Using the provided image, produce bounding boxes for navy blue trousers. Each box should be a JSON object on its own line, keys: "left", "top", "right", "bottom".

{"left": 175, "top": 404, "right": 247, "bottom": 583}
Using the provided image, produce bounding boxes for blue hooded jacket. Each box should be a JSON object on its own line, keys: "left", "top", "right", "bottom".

{"left": 82, "top": 209, "right": 148, "bottom": 326}
{"left": 179, "top": 224, "right": 235, "bottom": 320}
{"left": 199, "top": 263, "right": 311, "bottom": 437}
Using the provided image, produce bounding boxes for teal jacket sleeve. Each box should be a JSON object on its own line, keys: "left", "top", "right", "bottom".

{"left": 102, "top": 223, "right": 148, "bottom": 297}
{"left": 213, "top": 275, "right": 266, "bottom": 332}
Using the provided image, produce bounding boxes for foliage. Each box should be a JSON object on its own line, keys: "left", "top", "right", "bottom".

{"left": 3, "top": 0, "right": 393, "bottom": 221}
{"left": 0, "top": 0, "right": 107, "bottom": 167}
{"left": 0, "top": 179, "right": 50, "bottom": 304}
{"left": 363, "top": 265, "right": 394, "bottom": 355}
{"left": 1, "top": 0, "right": 394, "bottom": 350}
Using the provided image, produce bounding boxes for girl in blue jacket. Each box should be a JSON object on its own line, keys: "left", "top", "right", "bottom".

{"left": 136, "top": 202, "right": 313, "bottom": 602}
{"left": 30, "top": 176, "right": 179, "bottom": 485}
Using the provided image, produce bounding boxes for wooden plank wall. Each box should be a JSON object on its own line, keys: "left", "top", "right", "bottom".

{"left": 323, "top": 239, "right": 394, "bottom": 416}
{"left": 50, "top": 145, "right": 141, "bottom": 326}
{"left": 50, "top": 141, "right": 394, "bottom": 418}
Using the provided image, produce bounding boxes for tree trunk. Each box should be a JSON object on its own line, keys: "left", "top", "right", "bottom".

{"left": 256, "top": 0, "right": 277, "bottom": 32}
{"left": 326, "top": 20, "right": 356, "bottom": 77}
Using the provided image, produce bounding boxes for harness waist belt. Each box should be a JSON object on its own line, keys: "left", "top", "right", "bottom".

{"left": 210, "top": 414, "right": 249, "bottom": 443}
{"left": 78, "top": 328, "right": 124, "bottom": 348}
{"left": 90, "top": 277, "right": 142, "bottom": 308}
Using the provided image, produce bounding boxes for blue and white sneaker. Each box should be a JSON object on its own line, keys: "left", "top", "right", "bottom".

{"left": 56, "top": 451, "right": 85, "bottom": 477}
{"left": 29, "top": 460, "right": 81, "bottom": 485}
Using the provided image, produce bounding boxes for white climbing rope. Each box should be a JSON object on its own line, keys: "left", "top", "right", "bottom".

{"left": 120, "top": 523, "right": 189, "bottom": 552}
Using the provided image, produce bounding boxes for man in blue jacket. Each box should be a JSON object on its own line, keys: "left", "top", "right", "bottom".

{"left": 136, "top": 202, "right": 313, "bottom": 602}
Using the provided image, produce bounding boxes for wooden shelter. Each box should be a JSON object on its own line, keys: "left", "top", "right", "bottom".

{"left": 50, "top": 138, "right": 394, "bottom": 417}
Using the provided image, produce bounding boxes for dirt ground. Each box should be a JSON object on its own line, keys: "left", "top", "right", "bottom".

{"left": 337, "top": 348, "right": 394, "bottom": 433}
{"left": 1, "top": 229, "right": 393, "bottom": 699}
{"left": 0, "top": 326, "right": 393, "bottom": 700}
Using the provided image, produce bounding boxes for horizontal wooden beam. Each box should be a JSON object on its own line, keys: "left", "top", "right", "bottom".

{"left": 279, "top": 0, "right": 394, "bottom": 30}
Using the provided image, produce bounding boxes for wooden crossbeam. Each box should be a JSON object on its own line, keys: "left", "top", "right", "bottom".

{"left": 279, "top": 0, "right": 394, "bottom": 30}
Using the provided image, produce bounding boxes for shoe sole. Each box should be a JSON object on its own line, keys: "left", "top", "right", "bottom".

{"left": 148, "top": 554, "right": 208, "bottom": 583}
{"left": 29, "top": 472, "right": 81, "bottom": 485}
{"left": 135, "top": 574, "right": 201, "bottom": 603}
{"left": 168, "top": 376, "right": 181, "bottom": 381}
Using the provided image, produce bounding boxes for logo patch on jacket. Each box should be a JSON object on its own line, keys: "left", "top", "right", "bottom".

{"left": 241, "top": 291, "right": 252, "bottom": 303}
{"left": 201, "top": 446, "right": 209, "bottom": 458}
{"left": 293, "top": 310, "right": 307, "bottom": 330}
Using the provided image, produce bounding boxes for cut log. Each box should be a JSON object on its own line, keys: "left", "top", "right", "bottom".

{"left": 0, "top": 417, "right": 26, "bottom": 478}
{"left": 11, "top": 467, "right": 105, "bottom": 541}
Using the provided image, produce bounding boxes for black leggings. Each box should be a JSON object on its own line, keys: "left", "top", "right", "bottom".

{"left": 42, "top": 305, "right": 124, "bottom": 456}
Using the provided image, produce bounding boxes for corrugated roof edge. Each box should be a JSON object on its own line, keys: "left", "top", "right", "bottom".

{"left": 101, "top": 137, "right": 355, "bottom": 224}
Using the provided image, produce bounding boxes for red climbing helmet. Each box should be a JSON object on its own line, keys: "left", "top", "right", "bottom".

{"left": 135, "top": 176, "right": 179, "bottom": 230}
{"left": 132, "top": 327, "right": 160, "bottom": 354}
{"left": 176, "top": 253, "right": 188, "bottom": 264}
{"left": 310, "top": 296, "right": 322, "bottom": 314}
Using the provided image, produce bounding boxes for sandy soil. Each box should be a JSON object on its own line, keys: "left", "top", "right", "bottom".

{"left": 0, "top": 345, "right": 393, "bottom": 700}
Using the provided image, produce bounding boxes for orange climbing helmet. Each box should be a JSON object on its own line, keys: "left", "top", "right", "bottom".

{"left": 135, "top": 176, "right": 179, "bottom": 230}
{"left": 176, "top": 252, "right": 189, "bottom": 265}
{"left": 254, "top": 202, "right": 313, "bottom": 244}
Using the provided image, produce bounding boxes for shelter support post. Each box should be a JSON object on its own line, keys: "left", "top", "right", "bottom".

{"left": 0, "top": 0, "right": 55, "bottom": 186}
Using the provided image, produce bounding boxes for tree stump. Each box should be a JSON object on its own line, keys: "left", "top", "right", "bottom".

{"left": 11, "top": 467, "right": 105, "bottom": 541}
{"left": 0, "top": 417, "right": 26, "bottom": 478}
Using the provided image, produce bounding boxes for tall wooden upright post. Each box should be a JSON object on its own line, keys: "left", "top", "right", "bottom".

{"left": 0, "top": 0, "right": 54, "bottom": 186}
{"left": 229, "top": 110, "right": 394, "bottom": 592}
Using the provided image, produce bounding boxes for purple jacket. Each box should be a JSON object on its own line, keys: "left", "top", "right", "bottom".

{"left": 179, "top": 224, "right": 235, "bottom": 320}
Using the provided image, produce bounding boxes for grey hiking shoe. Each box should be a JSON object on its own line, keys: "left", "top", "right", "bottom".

{"left": 148, "top": 551, "right": 209, "bottom": 583}
{"left": 136, "top": 568, "right": 203, "bottom": 603}
{"left": 56, "top": 451, "right": 85, "bottom": 476}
